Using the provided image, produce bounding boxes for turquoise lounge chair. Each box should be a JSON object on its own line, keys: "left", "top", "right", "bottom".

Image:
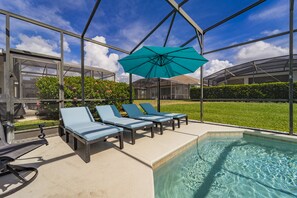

{"left": 96, "top": 105, "right": 154, "bottom": 145}
{"left": 140, "top": 103, "right": 188, "bottom": 128}
{"left": 122, "top": 104, "right": 174, "bottom": 134}
{"left": 60, "top": 107, "right": 124, "bottom": 163}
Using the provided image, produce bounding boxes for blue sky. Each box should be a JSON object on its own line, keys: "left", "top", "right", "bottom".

{"left": 0, "top": 0, "right": 296, "bottom": 82}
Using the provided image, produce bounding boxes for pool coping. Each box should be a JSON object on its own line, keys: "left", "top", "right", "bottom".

{"left": 152, "top": 130, "right": 297, "bottom": 170}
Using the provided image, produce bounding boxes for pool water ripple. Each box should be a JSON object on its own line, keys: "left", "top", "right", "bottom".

{"left": 154, "top": 134, "right": 297, "bottom": 198}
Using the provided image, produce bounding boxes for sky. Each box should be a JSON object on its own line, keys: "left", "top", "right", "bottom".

{"left": 0, "top": 0, "right": 296, "bottom": 82}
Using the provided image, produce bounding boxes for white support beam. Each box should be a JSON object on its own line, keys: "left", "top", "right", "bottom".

{"left": 166, "top": 0, "right": 203, "bottom": 34}
{"left": 225, "top": 69, "right": 236, "bottom": 77}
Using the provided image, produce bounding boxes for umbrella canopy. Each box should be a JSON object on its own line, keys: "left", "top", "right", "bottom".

{"left": 118, "top": 46, "right": 208, "bottom": 78}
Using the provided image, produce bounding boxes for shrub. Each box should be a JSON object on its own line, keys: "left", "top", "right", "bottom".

{"left": 36, "top": 76, "right": 132, "bottom": 119}
{"left": 190, "top": 82, "right": 297, "bottom": 100}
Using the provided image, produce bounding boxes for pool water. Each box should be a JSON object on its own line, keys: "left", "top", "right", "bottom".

{"left": 154, "top": 134, "right": 297, "bottom": 198}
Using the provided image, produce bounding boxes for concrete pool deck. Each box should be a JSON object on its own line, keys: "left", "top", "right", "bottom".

{"left": 3, "top": 121, "right": 293, "bottom": 198}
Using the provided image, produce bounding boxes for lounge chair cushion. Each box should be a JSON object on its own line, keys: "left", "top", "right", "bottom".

{"left": 139, "top": 103, "right": 158, "bottom": 114}
{"left": 149, "top": 112, "right": 186, "bottom": 119}
{"left": 122, "top": 104, "right": 143, "bottom": 117}
{"left": 61, "top": 107, "right": 94, "bottom": 126}
{"left": 110, "top": 105, "right": 122, "bottom": 117}
{"left": 123, "top": 104, "right": 173, "bottom": 123}
{"left": 133, "top": 115, "right": 172, "bottom": 122}
{"left": 140, "top": 103, "right": 186, "bottom": 118}
{"left": 66, "top": 122, "right": 123, "bottom": 141}
{"left": 95, "top": 105, "right": 121, "bottom": 122}
{"left": 104, "top": 118, "right": 152, "bottom": 129}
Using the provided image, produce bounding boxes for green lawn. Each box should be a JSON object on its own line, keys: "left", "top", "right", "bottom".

{"left": 14, "top": 120, "right": 59, "bottom": 131}
{"left": 14, "top": 100, "right": 297, "bottom": 133}
{"left": 135, "top": 100, "right": 297, "bottom": 133}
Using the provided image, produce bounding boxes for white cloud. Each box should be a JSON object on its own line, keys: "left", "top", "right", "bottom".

{"left": 261, "top": 29, "right": 281, "bottom": 36}
{"left": 0, "top": 0, "right": 75, "bottom": 32}
{"left": 118, "top": 20, "right": 174, "bottom": 50}
{"left": 84, "top": 36, "right": 120, "bottom": 73}
{"left": 70, "top": 60, "right": 79, "bottom": 64}
{"left": 0, "top": 32, "right": 5, "bottom": 49}
{"left": 59, "top": 0, "right": 87, "bottom": 9}
{"left": 63, "top": 39, "right": 71, "bottom": 52}
{"left": 120, "top": 21, "right": 148, "bottom": 45}
{"left": 189, "top": 40, "right": 290, "bottom": 78}
{"left": 249, "top": 2, "right": 288, "bottom": 21}
{"left": 116, "top": 71, "right": 144, "bottom": 83}
{"left": 16, "top": 34, "right": 60, "bottom": 56}
{"left": 119, "top": 21, "right": 150, "bottom": 50}
{"left": 188, "top": 59, "right": 233, "bottom": 79}
{"left": 235, "top": 41, "right": 288, "bottom": 63}
{"left": 13, "top": 34, "right": 122, "bottom": 79}
{"left": 117, "top": 72, "right": 129, "bottom": 82}
{"left": 204, "top": 59, "right": 234, "bottom": 76}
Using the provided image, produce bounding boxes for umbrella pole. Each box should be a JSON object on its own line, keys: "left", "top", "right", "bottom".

{"left": 129, "top": 74, "right": 133, "bottom": 104}
{"left": 289, "top": 0, "right": 294, "bottom": 135}
{"left": 158, "top": 78, "right": 161, "bottom": 112}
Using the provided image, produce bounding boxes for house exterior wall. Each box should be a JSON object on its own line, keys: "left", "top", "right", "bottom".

{"left": 134, "top": 84, "right": 192, "bottom": 99}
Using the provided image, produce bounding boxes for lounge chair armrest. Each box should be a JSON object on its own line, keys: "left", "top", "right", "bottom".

{"left": 0, "top": 156, "right": 14, "bottom": 170}
{"left": 38, "top": 124, "right": 47, "bottom": 142}
{"left": 0, "top": 156, "right": 14, "bottom": 163}
{"left": 2, "top": 121, "right": 14, "bottom": 129}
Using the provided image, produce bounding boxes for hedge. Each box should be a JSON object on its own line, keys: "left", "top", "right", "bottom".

{"left": 36, "top": 76, "right": 132, "bottom": 119}
{"left": 190, "top": 82, "right": 297, "bottom": 100}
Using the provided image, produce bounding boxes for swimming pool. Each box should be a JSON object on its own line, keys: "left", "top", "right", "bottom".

{"left": 154, "top": 133, "right": 297, "bottom": 198}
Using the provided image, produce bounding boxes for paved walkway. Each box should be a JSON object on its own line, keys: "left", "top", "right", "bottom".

{"left": 4, "top": 121, "right": 249, "bottom": 198}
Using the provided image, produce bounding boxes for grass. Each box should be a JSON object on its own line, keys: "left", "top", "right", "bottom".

{"left": 14, "top": 120, "right": 59, "bottom": 132}
{"left": 135, "top": 100, "right": 297, "bottom": 133}
{"left": 14, "top": 100, "right": 297, "bottom": 133}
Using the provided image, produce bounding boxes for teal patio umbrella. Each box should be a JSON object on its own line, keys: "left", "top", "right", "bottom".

{"left": 118, "top": 46, "right": 208, "bottom": 110}
{"left": 119, "top": 46, "right": 208, "bottom": 78}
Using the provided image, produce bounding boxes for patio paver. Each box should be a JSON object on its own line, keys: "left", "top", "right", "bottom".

{"left": 4, "top": 122, "right": 249, "bottom": 198}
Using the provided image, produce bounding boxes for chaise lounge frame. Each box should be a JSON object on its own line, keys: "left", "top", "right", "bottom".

{"left": 122, "top": 104, "right": 175, "bottom": 135}
{"left": 59, "top": 107, "right": 124, "bottom": 163}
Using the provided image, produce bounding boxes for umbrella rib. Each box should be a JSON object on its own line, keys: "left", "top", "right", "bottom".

{"left": 166, "top": 56, "right": 206, "bottom": 61}
{"left": 148, "top": 56, "right": 160, "bottom": 65}
{"left": 165, "top": 57, "right": 195, "bottom": 73}
{"left": 145, "top": 59, "right": 159, "bottom": 78}
{"left": 162, "top": 57, "right": 175, "bottom": 66}
{"left": 163, "top": 57, "right": 187, "bottom": 77}
{"left": 125, "top": 56, "right": 159, "bottom": 73}
{"left": 120, "top": 56, "right": 156, "bottom": 61}
{"left": 164, "top": 47, "right": 191, "bottom": 55}
{"left": 143, "top": 46, "right": 160, "bottom": 55}
{"left": 164, "top": 63, "right": 173, "bottom": 77}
